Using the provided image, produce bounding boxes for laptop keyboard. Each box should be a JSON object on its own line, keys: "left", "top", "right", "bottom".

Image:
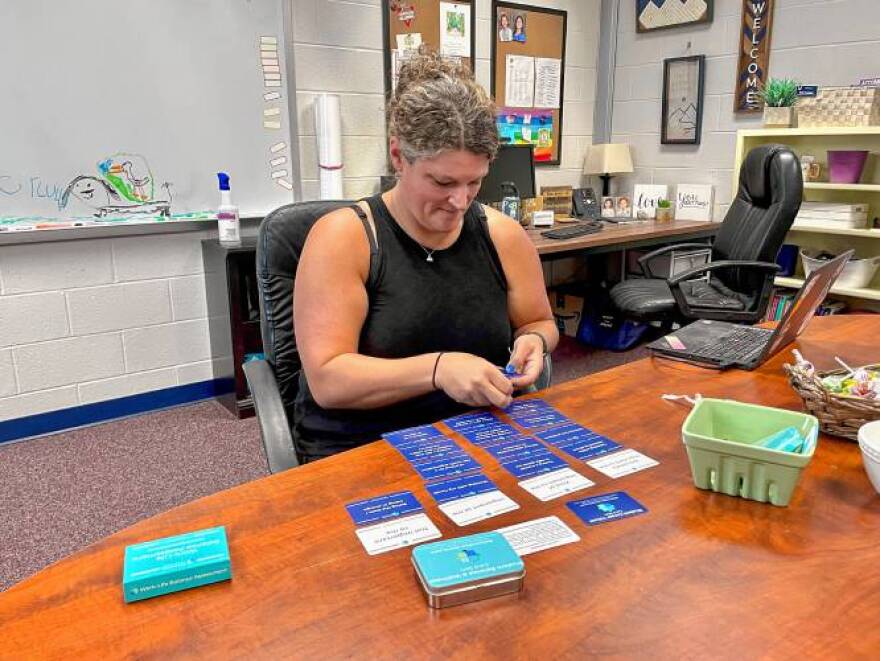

{"left": 688, "top": 325, "right": 773, "bottom": 363}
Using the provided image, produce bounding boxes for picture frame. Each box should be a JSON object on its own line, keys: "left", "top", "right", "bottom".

{"left": 636, "top": 0, "right": 713, "bottom": 33}
{"left": 661, "top": 55, "right": 705, "bottom": 145}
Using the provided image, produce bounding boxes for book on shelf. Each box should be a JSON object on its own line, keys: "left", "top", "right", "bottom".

{"left": 764, "top": 287, "right": 847, "bottom": 322}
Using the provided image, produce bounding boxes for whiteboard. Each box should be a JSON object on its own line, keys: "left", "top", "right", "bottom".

{"left": 0, "top": 0, "right": 295, "bottom": 227}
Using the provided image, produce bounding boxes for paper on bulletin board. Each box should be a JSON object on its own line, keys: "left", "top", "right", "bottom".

{"left": 505, "top": 54, "right": 535, "bottom": 108}
{"left": 396, "top": 32, "right": 422, "bottom": 52}
{"left": 439, "top": 2, "right": 470, "bottom": 57}
{"left": 391, "top": 48, "right": 414, "bottom": 92}
{"left": 533, "top": 58, "right": 562, "bottom": 109}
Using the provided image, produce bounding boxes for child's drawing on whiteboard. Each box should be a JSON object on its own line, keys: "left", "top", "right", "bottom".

{"left": 60, "top": 152, "right": 172, "bottom": 217}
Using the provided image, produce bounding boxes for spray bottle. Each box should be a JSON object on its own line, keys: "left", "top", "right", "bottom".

{"left": 217, "top": 172, "right": 241, "bottom": 246}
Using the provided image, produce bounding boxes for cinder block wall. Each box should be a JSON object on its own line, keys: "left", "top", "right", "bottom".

{"left": 611, "top": 0, "right": 880, "bottom": 219}
{"left": 292, "top": 0, "right": 602, "bottom": 198}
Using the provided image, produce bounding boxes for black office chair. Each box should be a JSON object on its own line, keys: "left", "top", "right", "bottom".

{"left": 243, "top": 200, "right": 553, "bottom": 474}
{"left": 610, "top": 144, "right": 802, "bottom": 325}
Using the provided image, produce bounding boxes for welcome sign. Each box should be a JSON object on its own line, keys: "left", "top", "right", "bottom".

{"left": 735, "top": 0, "right": 775, "bottom": 112}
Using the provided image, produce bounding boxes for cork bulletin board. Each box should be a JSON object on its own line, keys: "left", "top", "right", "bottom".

{"left": 382, "top": 1, "right": 476, "bottom": 98}
{"left": 491, "top": 2, "right": 567, "bottom": 166}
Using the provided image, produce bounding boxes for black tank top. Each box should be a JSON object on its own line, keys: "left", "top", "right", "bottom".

{"left": 294, "top": 194, "right": 512, "bottom": 460}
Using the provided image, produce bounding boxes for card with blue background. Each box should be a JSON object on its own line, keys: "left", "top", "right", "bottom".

{"left": 346, "top": 490, "right": 424, "bottom": 526}
{"left": 566, "top": 491, "right": 647, "bottom": 526}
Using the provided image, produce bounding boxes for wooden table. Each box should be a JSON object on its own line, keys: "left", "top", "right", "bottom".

{"left": 530, "top": 218, "right": 720, "bottom": 257}
{"left": 2, "top": 316, "right": 878, "bottom": 659}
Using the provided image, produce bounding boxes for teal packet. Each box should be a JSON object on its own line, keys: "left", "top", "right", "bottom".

{"left": 755, "top": 426, "right": 804, "bottom": 453}
{"left": 411, "top": 531, "right": 524, "bottom": 608}
{"left": 123, "top": 526, "right": 231, "bottom": 603}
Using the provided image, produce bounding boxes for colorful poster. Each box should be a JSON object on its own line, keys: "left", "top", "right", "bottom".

{"left": 439, "top": 2, "right": 470, "bottom": 57}
{"left": 495, "top": 108, "right": 554, "bottom": 162}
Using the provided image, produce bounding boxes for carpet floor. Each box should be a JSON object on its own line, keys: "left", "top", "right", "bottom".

{"left": 0, "top": 336, "right": 649, "bottom": 592}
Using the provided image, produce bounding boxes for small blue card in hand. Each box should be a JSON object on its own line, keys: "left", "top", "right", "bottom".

{"left": 566, "top": 491, "right": 647, "bottom": 526}
{"left": 346, "top": 490, "right": 424, "bottom": 526}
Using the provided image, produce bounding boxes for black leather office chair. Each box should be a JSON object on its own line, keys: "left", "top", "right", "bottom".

{"left": 243, "top": 200, "right": 552, "bottom": 474}
{"left": 610, "top": 144, "right": 802, "bottom": 325}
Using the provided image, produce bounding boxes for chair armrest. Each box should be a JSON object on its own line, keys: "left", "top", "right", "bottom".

{"left": 243, "top": 359, "right": 300, "bottom": 474}
{"left": 667, "top": 260, "right": 780, "bottom": 287}
{"left": 637, "top": 242, "right": 714, "bottom": 277}
{"left": 667, "top": 260, "right": 780, "bottom": 318}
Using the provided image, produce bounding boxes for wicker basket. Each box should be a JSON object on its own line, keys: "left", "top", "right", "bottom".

{"left": 783, "top": 363, "right": 880, "bottom": 441}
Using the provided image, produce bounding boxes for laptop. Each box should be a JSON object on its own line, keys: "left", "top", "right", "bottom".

{"left": 647, "top": 249, "right": 853, "bottom": 370}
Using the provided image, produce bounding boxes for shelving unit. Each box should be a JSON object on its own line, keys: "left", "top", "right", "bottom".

{"left": 734, "top": 127, "right": 880, "bottom": 311}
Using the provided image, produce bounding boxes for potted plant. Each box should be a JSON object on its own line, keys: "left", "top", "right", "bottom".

{"left": 760, "top": 78, "right": 799, "bottom": 128}
{"left": 655, "top": 198, "right": 673, "bottom": 222}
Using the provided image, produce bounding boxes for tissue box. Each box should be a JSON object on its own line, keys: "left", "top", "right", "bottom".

{"left": 123, "top": 526, "right": 231, "bottom": 603}
{"left": 411, "top": 532, "right": 524, "bottom": 608}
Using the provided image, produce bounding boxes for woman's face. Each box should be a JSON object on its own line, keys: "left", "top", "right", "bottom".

{"left": 500, "top": 14, "right": 509, "bottom": 28}
{"left": 390, "top": 139, "right": 490, "bottom": 234}
{"left": 514, "top": 15, "right": 524, "bottom": 31}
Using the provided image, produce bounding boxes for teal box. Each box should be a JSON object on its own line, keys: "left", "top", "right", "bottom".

{"left": 123, "top": 526, "right": 231, "bottom": 603}
{"left": 411, "top": 532, "right": 525, "bottom": 608}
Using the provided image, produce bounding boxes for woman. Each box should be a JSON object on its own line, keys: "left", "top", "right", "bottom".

{"left": 498, "top": 13, "right": 512, "bottom": 41}
{"left": 293, "top": 51, "right": 558, "bottom": 461}
{"left": 512, "top": 15, "right": 526, "bottom": 42}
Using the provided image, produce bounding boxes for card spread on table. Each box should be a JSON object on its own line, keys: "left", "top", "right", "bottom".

{"left": 496, "top": 516, "right": 580, "bottom": 555}
{"left": 483, "top": 437, "right": 548, "bottom": 460}
{"left": 503, "top": 398, "right": 553, "bottom": 417}
{"left": 501, "top": 452, "right": 568, "bottom": 479}
{"left": 586, "top": 449, "right": 658, "bottom": 478}
{"left": 355, "top": 513, "right": 442, "bottom": 555}
{"left": 444, "top": 411, "right": 498, "bottom": 431}
{"left": 518, "top": 467, "right": 595, "bottom": 501}
{"left": 346, "top": 490, "right": 424, "bottom": 526}
{"left": 566, "top": 491, "right": 647, "bottom": 526}
{"left": 398, "top": 439, "right": 466, "bottom": 464}
{"left": 383, "top": 424, "right": 445, "bottom": 448}
{"left": 438, "top": 490, "right": 520, "bottom": 526}
{"left": 509, "top": 409, "right": 570, "bottom": 430}
{"left": 458, "top": 423, "right": 522, "bottom": 447}
{"left": 413, "top": 453, "right": 482, "bottom": 481}
{"left": 426, "top": 473, "right": 498, "bottom": 504}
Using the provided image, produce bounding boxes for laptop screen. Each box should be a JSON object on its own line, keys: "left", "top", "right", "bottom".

{"left": 760, "top": 249, "right": 853, "bottom": 360}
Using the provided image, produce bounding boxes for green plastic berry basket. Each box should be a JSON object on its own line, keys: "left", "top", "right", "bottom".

{"left": 681, "top": 398, "right": 819, "bottom": 507}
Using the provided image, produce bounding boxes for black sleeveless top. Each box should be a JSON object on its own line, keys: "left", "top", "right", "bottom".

{"left": 294, "top": 194, "right": 512, "bottom": 460}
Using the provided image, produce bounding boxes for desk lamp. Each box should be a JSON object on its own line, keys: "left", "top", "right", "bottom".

{"left": 584, "top": 143, "right": 633, "bottom": 197}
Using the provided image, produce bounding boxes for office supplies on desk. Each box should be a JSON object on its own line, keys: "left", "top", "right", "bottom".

{"left": 540, "top": 221, "right": 602, "bottom": 240}
{"left": 531, "top": 210, "right": 555, "bottom": 227}
{"left": 647, "top": 250, "right": 852, "bottom": 370}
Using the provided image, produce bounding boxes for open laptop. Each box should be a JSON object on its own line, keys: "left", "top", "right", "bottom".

{"left": 647, "top": 249, "right": 853, "bottom": 370}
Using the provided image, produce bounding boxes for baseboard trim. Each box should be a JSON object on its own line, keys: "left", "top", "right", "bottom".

{"left": 0, "top": 379, "right": 235, "bottom": 445}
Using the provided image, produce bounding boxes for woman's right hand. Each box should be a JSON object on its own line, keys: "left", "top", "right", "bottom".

{"left": 434, "top": 352, "right": 514, "bottom": 409}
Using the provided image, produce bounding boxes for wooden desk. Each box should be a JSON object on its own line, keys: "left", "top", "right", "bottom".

{"left": 2, "top": 316, "right": 878, "bottom": 658}
{"left": 530, "top": 219, "right": 720, "bottom": 257}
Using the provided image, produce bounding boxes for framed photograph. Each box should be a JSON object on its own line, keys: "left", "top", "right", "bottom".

{"left": 601, "top": 196, "right": 617, "bottom": 218}
{"left": 637, "top": 0, "right": 713, "bottom": 33}
{"left": 661, "top": 55, "right": 705, "bottom": 145}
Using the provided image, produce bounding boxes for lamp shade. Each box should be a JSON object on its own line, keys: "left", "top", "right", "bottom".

{"left": 584, "top": 143, "right": 633, "bottom": 176}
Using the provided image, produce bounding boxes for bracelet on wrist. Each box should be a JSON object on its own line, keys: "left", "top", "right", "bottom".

{"left": 515, "top": 330, "right": 548, "bottom": 355}
{"left": 431, "top": 352, "right": 446, "bottom": 390}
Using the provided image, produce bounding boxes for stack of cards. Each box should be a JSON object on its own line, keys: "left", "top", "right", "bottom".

{"left": 536, "top": 423, "right": 622, "bottom": 461}
{"left": 346, "top": 491, "right": 441, "bottom": 555}
{"left": 384, "top": 424, "right": 481, "bottom": 482}
{"left": 425, "top": 472, "right": 519, "bottom": 526}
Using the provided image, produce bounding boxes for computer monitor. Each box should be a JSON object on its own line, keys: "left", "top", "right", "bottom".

{"left": 477, "top": 144, "right": 536, "bottom": 203}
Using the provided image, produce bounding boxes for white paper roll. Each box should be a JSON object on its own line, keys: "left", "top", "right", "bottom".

{"left": 315, "top": 93, "right": 344, "bottom": 199}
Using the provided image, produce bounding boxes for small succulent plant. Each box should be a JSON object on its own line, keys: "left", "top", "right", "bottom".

{"left": 656, "top": 198, "right": 672, "bottom": 208}
{"left": 760, "top": 78, "right": 799, "bottom": 107}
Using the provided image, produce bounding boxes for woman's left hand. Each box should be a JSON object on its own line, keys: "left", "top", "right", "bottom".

{"left": 506, "top": 333, "right": 546, "bottom": 389}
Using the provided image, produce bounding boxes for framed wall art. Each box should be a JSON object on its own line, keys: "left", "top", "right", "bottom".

{"left": 661, "top": 55, "right": 705, "bottom": 145}
{"left": 637, "top": 0, "right": 713, "bottom": 33}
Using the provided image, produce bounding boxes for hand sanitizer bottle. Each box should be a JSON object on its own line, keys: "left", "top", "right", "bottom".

{"left": 217, "top": 172, "right": 241, "bottom": 246}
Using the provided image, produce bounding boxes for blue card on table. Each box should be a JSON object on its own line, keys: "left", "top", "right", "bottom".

{"left": 509, "top": 409, "right": 570, "bottom": 430}
{"left": 484, "top": 437, "right": 550, "bottom": 460}
{"left": 383, "top": 424, "right": 445, "bottom": 448}
{"left": 566, "top": 491, "right": 647, "bottom": 526}
{"left": 444, "top": 411, "right": 498, "bottom": 431}
{"left": 414, "top": 453, "right": 482, "bottom": 482}
{"left": 501, "top": 452, "right": 568, "bottom": 479}
{"left": 537, "top": 424, "right": 621, "bottom": 455}
{"left": 504, "top": 398, "right": 553, "bottom": 417}
{"left": 426, "top": 473, "right": 499, "bottom": 504}
{"left": 459, "top": 423, "right": 521, "bottom": 447}
{"left": 346, "top": 490, "right": 424, "bottom": 526}
{"left": 397, "top": 439, "right": 463, "bottom": 464}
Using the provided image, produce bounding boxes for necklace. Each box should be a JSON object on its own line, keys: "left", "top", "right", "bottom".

{"left": 420, "top": 245, "right": 436, "bottom": 262}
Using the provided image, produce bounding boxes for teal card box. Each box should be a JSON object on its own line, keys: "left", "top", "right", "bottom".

{"left": 123, "top": 526, "right": 231, "bottom": 603}
{"left": 411, "top": 531, "right": 525, "bottom": 608}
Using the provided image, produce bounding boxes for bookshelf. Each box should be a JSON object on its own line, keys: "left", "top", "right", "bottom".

{"left": 734, "top": 127, "right": 880, "bottom": 312}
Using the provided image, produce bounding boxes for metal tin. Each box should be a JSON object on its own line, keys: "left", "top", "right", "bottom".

{"left": 412, "top": 558, "right": 525, "bottom": 608}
